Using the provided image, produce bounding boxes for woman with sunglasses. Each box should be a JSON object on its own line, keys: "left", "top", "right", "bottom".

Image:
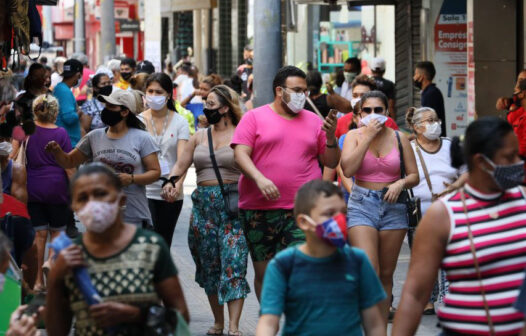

{"left": 341, "top": 90, "right": 419, "bottom": 326}
{"left": 163, "top": 85, "right": 249, "bottom": 336}
{"left": 393, "top": 117, "right": 526, "bottom": 335}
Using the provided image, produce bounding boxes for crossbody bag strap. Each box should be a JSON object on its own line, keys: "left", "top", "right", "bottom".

{"left": 460, "top": 189, "right": 496, "bottom": 336}
{"left": 395, "top": 131, "right": 414, "bottom": 198}
{"left": 414, "top": 144, "right": 435, "bottom": 197}
{"left": 207, "top": 127, "right": 229, "bottom": 205}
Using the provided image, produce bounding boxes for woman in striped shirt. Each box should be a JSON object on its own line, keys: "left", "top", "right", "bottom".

{"left": 393, "top": 117, "right": 526, "bottom": 335}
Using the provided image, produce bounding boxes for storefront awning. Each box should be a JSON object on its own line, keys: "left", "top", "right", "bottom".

{"left": 171, "top": 0, "right": 215, "bottom": 11}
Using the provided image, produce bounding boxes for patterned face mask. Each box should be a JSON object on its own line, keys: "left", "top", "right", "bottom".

{"left": 306, "top": 213, "right": 348, "bottom": 247}
{"left": 77, "top": 197, "right": 121, "bottom": 233}
{"left": 482, "top": 155, "right": 525, "bottom": 190}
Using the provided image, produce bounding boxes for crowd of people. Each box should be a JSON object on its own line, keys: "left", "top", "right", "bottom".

{"left": 0, "top": 49, "right": 526, "bottom": 336}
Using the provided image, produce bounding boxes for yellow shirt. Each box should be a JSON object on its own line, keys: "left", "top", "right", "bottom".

{"left": 116, "top": 77, "right": 130, "bottom": 91}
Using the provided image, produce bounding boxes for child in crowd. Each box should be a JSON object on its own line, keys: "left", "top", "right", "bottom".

{"left": 256, "top": 180, "right": 386, "bottom": 336}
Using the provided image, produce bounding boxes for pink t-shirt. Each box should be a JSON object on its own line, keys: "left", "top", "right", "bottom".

{"left": 231, "top": 105, "right": 326, "bottom": 210}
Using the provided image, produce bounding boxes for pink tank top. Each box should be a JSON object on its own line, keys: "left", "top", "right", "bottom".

{"left": 354, "top": 132, "right": 400, "bottom": 183}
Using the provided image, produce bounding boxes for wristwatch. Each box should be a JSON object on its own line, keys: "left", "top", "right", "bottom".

{"left": 326, "top": 141, "right": 337, "bottom": 148}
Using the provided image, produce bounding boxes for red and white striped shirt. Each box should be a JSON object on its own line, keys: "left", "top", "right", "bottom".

{"left": 437, "top": 184, "right": 526, "bottom": 335}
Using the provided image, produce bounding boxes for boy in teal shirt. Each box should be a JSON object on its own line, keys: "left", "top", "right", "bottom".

{"left": 256, "top": 180, "right": 386, "bottom": 336}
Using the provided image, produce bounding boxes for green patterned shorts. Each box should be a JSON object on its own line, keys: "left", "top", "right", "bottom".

{"left": 240, "top": 209, "right": 305, "bottom": 262}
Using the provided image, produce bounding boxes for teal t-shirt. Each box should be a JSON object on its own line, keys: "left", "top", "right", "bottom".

{"left": 53, "top": 82, "right": 81, "bottom": 147}
{"left": 260, "top": 245, "right": 386, "bottom": 336}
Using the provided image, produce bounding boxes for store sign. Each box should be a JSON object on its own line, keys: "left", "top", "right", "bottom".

{"left": 434, "top": 0, "right": 467, "bottom": 137}
{"left": 118, "top": 19, "right": 140, "bottom": 32}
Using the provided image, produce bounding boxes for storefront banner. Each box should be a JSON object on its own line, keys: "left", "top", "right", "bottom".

{"left": 434, "top": 0, "right": 467, "bottom": 137}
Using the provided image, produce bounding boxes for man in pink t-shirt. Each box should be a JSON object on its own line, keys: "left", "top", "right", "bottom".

{"left": 231, "top": 66, "right": 340, "bottom": 299}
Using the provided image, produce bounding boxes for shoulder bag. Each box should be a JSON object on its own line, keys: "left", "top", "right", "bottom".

{"left": 460, "top": 189, "right": 495, "bottom": 336}
{"left": 395, "top": 132, "right": 422, "bottom": 228}
{"left": 207, "top": 127, "right": 239, "bottom": 218}
{"left": 414, "top": 143, "right": 439, "bottom": 201}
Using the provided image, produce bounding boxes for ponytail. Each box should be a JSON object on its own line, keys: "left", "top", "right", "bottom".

{"left": 405, "top": 107, "right": 416, "bottom": 130}
{"left": 450, "top": 136, "right": 465, "bottom": 169}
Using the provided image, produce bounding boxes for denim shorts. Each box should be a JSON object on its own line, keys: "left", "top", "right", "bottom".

{"left": 347, "top": 184, "right": 408, "bottom": 231}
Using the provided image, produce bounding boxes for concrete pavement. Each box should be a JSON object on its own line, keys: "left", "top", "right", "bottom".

{"left": 172, "top": 168, "right": 441, "bottom": 335}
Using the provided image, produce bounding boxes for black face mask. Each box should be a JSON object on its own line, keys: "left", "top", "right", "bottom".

{"left": 101, "top": 108, "right": 124, "bottom": 126}
{"left": 414, "top": 79, "right": 423, "bottom": 90}
{"left": 204, "top": 107, "right": 223, "bottom": 124}
{"left": 96, "top": 85, "right": 113, "bottom": 97}
{"left": 120, "top": 72, "right": 133, "bottom": 81}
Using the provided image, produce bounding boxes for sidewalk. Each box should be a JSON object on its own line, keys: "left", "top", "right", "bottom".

{"left": 172, "top": 168, "right": 440, "bottom": 335}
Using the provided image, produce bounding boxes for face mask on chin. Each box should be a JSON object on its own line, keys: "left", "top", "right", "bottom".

{"left": 282, "top": 88, "right": 306, "bottom": 114}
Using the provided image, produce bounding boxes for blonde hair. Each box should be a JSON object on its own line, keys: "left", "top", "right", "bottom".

{"left": 209, "top": 85, "right": 243, "bottom": 125}
{"left": 33, "top": 94, "right": 59, "bottom": 123}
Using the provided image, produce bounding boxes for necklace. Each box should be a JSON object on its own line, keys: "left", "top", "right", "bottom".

{"left": 464, "top": 185, "right": 503, "bottom": 220}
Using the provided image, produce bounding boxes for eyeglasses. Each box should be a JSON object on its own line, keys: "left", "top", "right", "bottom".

{"left": 282, "top": 86, "right": 310, "bottom": 96}
{"left": 361, "top": 107, "right": 385, "bottom": 114}
{"left": 417, "top": 118, "right": 442, "bottom": 125}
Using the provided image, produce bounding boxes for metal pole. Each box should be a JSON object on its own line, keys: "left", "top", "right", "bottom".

{"left": 74, "top": 0, "right": 86, "bottom": 54}
{"left": 100, "top": 0, "right": 116, "bottom": 63}
{"left": 253, "top": 0, "right": 282, "bottom": 107}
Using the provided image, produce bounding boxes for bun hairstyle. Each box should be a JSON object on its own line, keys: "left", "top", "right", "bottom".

{"left": 33, "top": 94, "right": 59, "bottom": 124}
{"left": 450, "top": 116, "right": 513, "bottom": 170}
{"left": 405, "top": 106, "right": 436, "bottom": 130}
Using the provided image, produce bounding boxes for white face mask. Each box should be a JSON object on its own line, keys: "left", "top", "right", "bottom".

{"left": 283, "top": 89, "right": 306, "bottom": 114}
{"left": 351, "top": 97, "right": 361, "bottom": 108}
{"left": 0, "top": 273, "right": 5, "bottom": 293}
{"left": 422, "top": 122, "right": 441, "bottom": 140}
{"left": 360, "top": 113, "right": 388, "bottom": 126}
{"left": 76, "top": 198, "right": 121, "bottom": 233}
{"left": 145, "top": 95, "right": 167, "bottom": 110}
{"left": 344, "top": 72, "right": 358, "bottom": 83}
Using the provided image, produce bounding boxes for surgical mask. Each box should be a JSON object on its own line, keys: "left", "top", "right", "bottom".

{"left": 344, "top": 71, "right": 358, "bottom": 83}
{"left": 359, "top": 113, "right": 388, "bottom": 126}
{"left": 97, "top": 85, "right": 113, "bottom": 97}
{"left": 145, "top": 95, "right": 167, "bottom": 110}
{"left": 306, "top": 213, "right": 348, "bottom": 247}
{"left": 77, "top": 198, "right": 121, "bottom": 233}
{"left": 482, "top": 155, "right": 525, "bottom": 190}
{"left": 414, "top": 79, "right": 423, "bottom": 90}
{"left": 101, "top": 108, "right": 124, "bottom": 126}
{"left": 73, "top": 77, "right": 81, "bottom": 88}
{"left": 203, "top": 107, "right": 223, "bottom": 124}
{"left": 0, "top": 273, "right": 5, "bottom": 293}
{"left": 283, "top": 89, "right": 306, "bottom": 114}
{"left": 422, "top": 122, "right": 441, "bottom": 140}
{"left": 351, "top": 97, "right": 361, "bottom": 108}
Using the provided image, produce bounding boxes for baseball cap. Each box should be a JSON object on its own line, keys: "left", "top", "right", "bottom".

{"left": 137, "top": 60, "right": 155, "bottom": 75}
{"left": 61, "top": 59, "right": 83, "bottom": 78}
{"left": 371, "top": 57, "right": 386, "bottom": 72}
{"left": 98, "top": 89, "right": 138, "bottom": 114}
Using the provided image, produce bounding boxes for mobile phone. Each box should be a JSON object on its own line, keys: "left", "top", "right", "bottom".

{"left": 23, "top": 293, "right": 46, "bottom": 316}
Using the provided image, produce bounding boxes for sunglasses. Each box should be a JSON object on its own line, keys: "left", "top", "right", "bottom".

{"left": 362, "top": 107, "right": 385, "bottom": 114}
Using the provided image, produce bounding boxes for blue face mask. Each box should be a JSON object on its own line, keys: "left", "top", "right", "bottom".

{"left": 307, "top": 213, "right": 348, "bottom": 247}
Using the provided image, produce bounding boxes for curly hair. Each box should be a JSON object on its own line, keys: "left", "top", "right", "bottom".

{"left": 351, "top": 74, "right": 376, "bottom": 91}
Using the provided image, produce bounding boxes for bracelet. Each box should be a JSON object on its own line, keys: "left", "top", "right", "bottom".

{"left": 160, "top": 176, "right": 180, "bottom": 188}
{"left": 326, "top": 141, "right": 337, "bottom": 148}
{"left": 131, "top": 173, "right": 134, "bottom": 184}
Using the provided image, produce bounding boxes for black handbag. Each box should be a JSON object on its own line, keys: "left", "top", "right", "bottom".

{"left": 395, "top": 131, "right": 422, "bottom": 228}
{"left": 207, "top": 127, "right": 239, "bottom": 218}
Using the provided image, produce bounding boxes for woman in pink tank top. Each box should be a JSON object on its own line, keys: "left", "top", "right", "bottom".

{"left": 393, "top": 117, "right": 526, "bottom": 335}
{"left": 341, "top": 90, "right": 419, "bottom": 326}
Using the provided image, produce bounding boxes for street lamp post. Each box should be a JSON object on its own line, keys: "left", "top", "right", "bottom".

{"left": 100, "top": 0, "right": 116, "bottom": 64}
{"left": 74, "top": 0, "right": 86, "bottom": 54}
{"left": 253, "top": 0, "right": 282, "bottom": 107}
